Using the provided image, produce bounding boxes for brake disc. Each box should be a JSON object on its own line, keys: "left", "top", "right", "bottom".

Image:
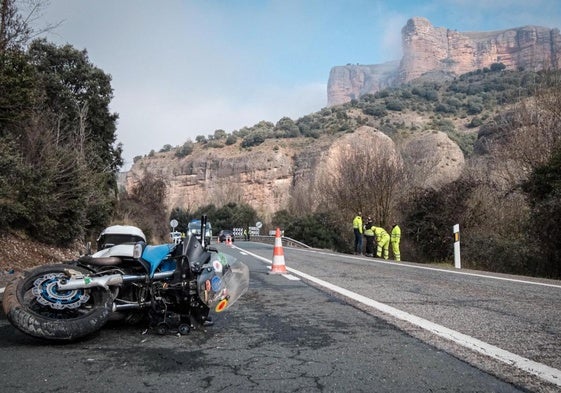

{"left": 31, "top": 273, "right": 90, "bottom": 310}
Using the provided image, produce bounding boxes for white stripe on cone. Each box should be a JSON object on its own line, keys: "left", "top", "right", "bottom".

{"left": 269, "top": 227, "right": 287, "bottom": 274}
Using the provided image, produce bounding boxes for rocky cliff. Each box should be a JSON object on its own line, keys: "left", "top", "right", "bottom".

{"left": 327, "top": 61, "right": 399, "bottom": 106}
{"left": 126, "top": 137, "right": 335, "bottom": 221}
{"left": 125, "top": 129, "right": 465, "bottom": 219}
{"left": 328, "top": 17, "right": 561, "bottom": 106}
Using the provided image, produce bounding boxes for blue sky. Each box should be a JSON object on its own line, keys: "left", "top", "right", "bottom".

{"left": 36, "top": 0, "right": 561, "bottom": 170}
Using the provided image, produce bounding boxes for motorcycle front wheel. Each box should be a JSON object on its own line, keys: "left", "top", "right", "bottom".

{"left": 2, "top": 264, "right": 112, "bottom": 341}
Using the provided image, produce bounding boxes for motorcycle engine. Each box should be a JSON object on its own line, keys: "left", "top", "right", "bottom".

{"left": 148, "top": 280, "right": 209, "bottom": 334}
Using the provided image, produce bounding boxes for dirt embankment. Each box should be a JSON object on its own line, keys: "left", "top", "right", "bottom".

{"left": 0, "top": 232, "right": 82, "bottom": 288}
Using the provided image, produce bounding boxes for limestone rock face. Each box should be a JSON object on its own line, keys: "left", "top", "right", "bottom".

{"left": 315, "top": 126, "right": 400, "bottom": 185}
{"left": 399, "top": 17, "right": 561, "bottom": 84}
{"left": 327, "top": 61, "right": 399, "bottom": 106}
{"left": 400, "top": 131, "right": 465, "bottom": 190}
{"left": 125, "top": 138, "right": 337, "bottom": 221}
{"left": 124, "top": 129, "right": 465, "bottom": 217}
{"left": 327, "top": 17, "right": 561, "bottom": 105}
{"left": 126, "top": 145, "right": 294, "bottom": 220}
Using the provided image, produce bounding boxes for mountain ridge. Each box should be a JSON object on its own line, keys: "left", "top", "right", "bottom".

{"left": 327, "top": 17, "right": 561, "bottom": 106}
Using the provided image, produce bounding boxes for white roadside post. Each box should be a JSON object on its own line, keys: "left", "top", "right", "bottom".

{"left": 453, "top": 224, "right": 461, "bottom": 269}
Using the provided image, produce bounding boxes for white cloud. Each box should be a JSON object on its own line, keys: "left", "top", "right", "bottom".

{"left": 380, "top": 14, "right": 408, "bottom": 61}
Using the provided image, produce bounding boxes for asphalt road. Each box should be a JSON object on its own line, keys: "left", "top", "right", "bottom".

{"left": 1, "top": 241, "right": 560, "bottom": 392}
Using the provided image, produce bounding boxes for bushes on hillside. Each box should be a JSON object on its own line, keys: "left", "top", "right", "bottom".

{"left": 1, "top": 40, "right": 121, "bottom": 245}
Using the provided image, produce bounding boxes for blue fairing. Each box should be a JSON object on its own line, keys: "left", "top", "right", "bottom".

{"left": 142, "top": 243, "right": 176, "bottom": 277}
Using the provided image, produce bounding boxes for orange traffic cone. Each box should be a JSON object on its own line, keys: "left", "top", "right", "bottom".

{"left": 269, "top": 227, "right": 287, "bottom": 274}
{"left": 226, "top": 236, "right": 232, "bottom": 246}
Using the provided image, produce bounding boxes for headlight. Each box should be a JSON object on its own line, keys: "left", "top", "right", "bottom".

{"left": 133, "top": 243, "right": 143, "bottom": 259}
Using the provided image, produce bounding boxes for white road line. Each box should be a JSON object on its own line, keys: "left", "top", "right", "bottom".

{"left": 302, "top": 249, "right": 561, "bottom": 289}
{"left": 240, "top": 247, "right": 561, "bottom": 387}
{"left": 264, "top": 265, "right": 300, "bottom": 280}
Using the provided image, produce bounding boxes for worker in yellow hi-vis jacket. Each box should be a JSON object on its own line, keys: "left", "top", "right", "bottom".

{"left": 373, "top": 226, "right": 390, "bottom": 260}
{"left": 352, "top": 212, "right": 363, "bottom": 255}
{"left": 390, "top": 224, "right": 401, "bottom": 262}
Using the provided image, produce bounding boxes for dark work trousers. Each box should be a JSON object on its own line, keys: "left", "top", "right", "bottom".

{"left": 365, "top": 235, "right": 375, "bottom": 255}
{"left": 354, "top": 229, "right": 363, "bottom": 254}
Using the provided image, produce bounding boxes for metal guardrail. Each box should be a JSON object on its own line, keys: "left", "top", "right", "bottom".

{"left": 211, "top": 234, "right": 310, "bottom": 248}
{"left": 236, "top": 235, "right": 311, "bottom": 248}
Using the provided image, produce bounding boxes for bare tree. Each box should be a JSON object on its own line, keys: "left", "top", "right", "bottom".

{"left": 370, "top": 148, "right": 404, "bottom": 227}
{"left": 0, "top": 0, "right": 59, "bottom": 53}
{"left": 486, "top": 72, "right": 561, "bottom": 187}
{"left": 1, "top": 0, "right": 29, "bottom": 52}
{"left": 288, "top": 174, "right": 319, "bottom": 217}
{"left": 317, "top": 136, "right": 404, "bottom": 228}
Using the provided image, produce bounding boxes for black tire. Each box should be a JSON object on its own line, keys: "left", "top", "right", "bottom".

{"left": 178, "top": 324, "right": 190, "bottom": 335}
{"left": 2, "top": 264, "right": 112, "bottom": 341}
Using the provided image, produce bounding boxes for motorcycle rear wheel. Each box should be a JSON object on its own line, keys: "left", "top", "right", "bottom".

{"left": 2, "top": 264, "right": 112, "bottom": 341}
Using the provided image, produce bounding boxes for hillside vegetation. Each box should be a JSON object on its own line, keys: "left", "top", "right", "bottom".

{"left": 153, "top": 63, "right": 533, "bottom": 160}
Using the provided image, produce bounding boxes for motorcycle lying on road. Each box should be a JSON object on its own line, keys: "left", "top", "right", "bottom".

{"left": 2, "top": 219, "right": 249, "bottom": 341}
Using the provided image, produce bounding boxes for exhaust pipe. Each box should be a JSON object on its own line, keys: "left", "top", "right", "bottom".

{"left": 58, "top": 274, "right": 124, "bottom": 290}
{"left": 57, "top": 271, "right": 175, "bottom": 290}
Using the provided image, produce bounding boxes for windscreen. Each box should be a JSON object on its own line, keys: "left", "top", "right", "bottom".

{"left": 97, "top": 234, "right": 145, "bottom": 250}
